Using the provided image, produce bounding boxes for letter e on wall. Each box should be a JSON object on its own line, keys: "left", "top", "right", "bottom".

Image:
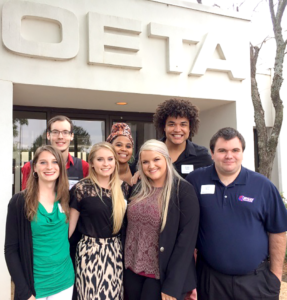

{"left": 88, "top": 13, "right": 142, "bottom": 69}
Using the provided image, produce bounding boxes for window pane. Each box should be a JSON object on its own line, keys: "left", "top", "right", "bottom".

{"left": 70, "top": 120, "right": 105, "bottom": 161}
{"left": 112, "top": 121, "right": 156, "bottom": 154}
{"left": 13, "top": 111, "right": 47, "bottom": 193}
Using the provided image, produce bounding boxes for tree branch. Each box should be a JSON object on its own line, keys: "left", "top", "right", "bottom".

{"left": 253, "top": 0, "right": 264, "bottom": 12}
{"left": 269, "top": 0, "right": 277, "bottom": 29}
{"left": 258, "top": 0, "right": 287, "bottom": 178}
{"left": 250, "top": 44, "right": 268, "bottom": 171}
{"left": 276, "top": 0, "right": 287, "bottom": 24}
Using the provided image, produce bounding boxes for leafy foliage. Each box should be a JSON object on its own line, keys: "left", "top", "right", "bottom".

{"left": 13, "top": 118, "right": 28, "bottom": 137}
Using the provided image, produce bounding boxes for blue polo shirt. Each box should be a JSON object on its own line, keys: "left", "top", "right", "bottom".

{"left": 186, "top": 165, "right": 287, "bottom": 275}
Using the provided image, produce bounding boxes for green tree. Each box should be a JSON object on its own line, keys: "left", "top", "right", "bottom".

{"left": 73, "top": 125, "right": 92, "bottom": 150}
{"left": 30, "top": 125, "right": 92, "bottom": 155}
{"left": 13, "top": 118, "right": 28, "bottom": 138}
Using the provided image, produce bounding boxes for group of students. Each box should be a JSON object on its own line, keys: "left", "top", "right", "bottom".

{"left": 5, "top": 99, "right": 208, "bottom": 300}
{"left": 5, "top": 98, "right": 287, "bottom": 300}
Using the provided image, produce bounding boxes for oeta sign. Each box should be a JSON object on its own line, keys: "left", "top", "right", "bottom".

{"left": 2, "top": 1, "right": 246, "bottom": 80}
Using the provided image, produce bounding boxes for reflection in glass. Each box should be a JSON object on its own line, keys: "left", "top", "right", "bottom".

{"left": 113, "top": 121, "right": 156, "bottom": 154}
{"left": 13, "top": 111, "right": 47, "bottom": 194}
{"left": 13, "top": 114, "right": 154, "bottom": 194}
{"left": 70, "top": 120, "right": 105, "bottom": 161}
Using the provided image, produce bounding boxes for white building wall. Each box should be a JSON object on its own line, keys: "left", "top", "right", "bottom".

{"left": 0, "top": 80, "right": 13, "bottom": 300}
{"left": 0, "top": 0, "right": 254, "bottom": 296}
{"left": 194, "top": 102, "right": 237, "bottom": 151}
{"left": 0, "top": 0, "right": 250, "bottom": 104}
{"left": 195, "top": 71, "right": 255, "bottom": 171}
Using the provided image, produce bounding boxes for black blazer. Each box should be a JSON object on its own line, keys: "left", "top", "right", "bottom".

{"left": 128, "top": 179, "right": 199, "bottom": 300}
{"left": 159, "top": 179, "right": 199, "bottom": 299}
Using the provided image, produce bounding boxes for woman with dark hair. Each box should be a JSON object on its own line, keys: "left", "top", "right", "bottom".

{"left": 69, "top": 142, "right": 127, "bottom": 300}
{"left": 5, "top": 145, "right": 74, "bottom": 300}
{"left": 106, "top": 123, "right": 135, "bottom": 187}
{"left": 124, "top": 139, "right": 199, "bottom": 300}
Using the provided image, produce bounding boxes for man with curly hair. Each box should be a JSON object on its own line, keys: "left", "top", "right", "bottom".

{"left": 153, "top": 98, "right": 213, "bottom": 178}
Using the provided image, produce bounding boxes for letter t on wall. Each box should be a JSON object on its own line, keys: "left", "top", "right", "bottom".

{"left": 148, "top": 23, "right": 201, "bottom": 74}
{"left": 88, "top": 13, "right": 142, "bottom": 69}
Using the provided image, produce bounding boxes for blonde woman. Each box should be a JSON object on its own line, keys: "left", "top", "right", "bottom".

{"left": 69, "top": 142, "right": 127, "bottom": 300}
{"left": 124, "top": 140, "right": 199, "bottom": 300}
{"left": 5, "top": 145, "right": 74, "bottom": 300}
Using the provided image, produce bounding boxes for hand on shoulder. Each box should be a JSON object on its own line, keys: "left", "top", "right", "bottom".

{"left": 131, "top": 171, "right": 140, "bottom": 186}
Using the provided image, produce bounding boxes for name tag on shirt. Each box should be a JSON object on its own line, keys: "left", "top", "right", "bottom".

{"left": 181, "top": 164, "right": 194, "bottom": 174}
{"left": 58, "top": 203, "right": 64, "bottom": 213}
{"left": 69, "top": 179, "right": 79, "bottom": 190}
{"left": 201, "top": 185, "right": 215, "bottom": 194}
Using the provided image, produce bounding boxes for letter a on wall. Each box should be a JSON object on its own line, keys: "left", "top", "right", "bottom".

{"left": 189, "top": 32, "right": 245, "bottom": 81}
{"left": 2, "top": 1, "right": 79, "bottom": 60}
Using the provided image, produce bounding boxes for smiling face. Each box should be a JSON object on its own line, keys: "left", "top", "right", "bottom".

{"left": 34, "top": 151, "right": 60, "bottom": 184}
{"left": 47, "top": 120, "right": 74, "bottom": 155}
{"left": 112, "top": 136, "right": 133, "bottom": 164}
{"left": 212, "top": 137, "right": 243, "bottom": 178}
{"left": 140, "top": 150, "right": 167, "bottom": 187}
{"left": 91, "top": 148, "right": 116, "bottom": 181}
{"left": 164, "top": 116, "right": 190, "bottom": 147}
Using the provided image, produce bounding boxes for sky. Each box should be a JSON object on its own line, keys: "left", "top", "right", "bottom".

{"left": 190, "top": 0, "right": 286, "bottom": 42}
{"left": 191, "top": 0, "right": 287, "bottom": 68}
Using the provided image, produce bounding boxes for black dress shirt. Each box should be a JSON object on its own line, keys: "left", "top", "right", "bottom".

{"left": 172, "top": 139, "right": 213, "bottom": 178}
{"left": 131, "top": 139, "right": 213, "bottom": 178}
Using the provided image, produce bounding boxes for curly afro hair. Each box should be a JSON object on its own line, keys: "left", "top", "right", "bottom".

{"left": 153, "top": 98, "right": 200, "bottom": 138}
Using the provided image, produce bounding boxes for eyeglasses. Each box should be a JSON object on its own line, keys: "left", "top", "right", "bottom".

{"left": 49, "top": 130, "right": 72, "bottom": 137}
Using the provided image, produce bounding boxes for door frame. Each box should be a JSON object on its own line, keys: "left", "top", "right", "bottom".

{"left": 14, "top": 105, "right": 155, "bottom": 142}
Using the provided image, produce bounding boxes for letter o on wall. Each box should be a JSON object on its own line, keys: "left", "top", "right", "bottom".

{"left": 2, "top": 1, "right": 79, "bottom": 60}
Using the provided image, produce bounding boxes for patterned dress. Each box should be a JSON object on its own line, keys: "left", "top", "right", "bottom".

{"left": 70, "top": 178, "right": 130, "bottom": 300}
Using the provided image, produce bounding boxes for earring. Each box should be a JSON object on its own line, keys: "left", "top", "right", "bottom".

{"left": 33, "top": 172, "right": 38, "bottom": 179}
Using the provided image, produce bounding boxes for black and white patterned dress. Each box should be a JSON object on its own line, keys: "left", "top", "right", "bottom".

{"left": 70, "top": 178, "right": 130, "bottom": 300}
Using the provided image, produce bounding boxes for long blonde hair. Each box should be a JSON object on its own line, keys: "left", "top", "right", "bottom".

{"left": 25, "top": 145, "right": 69, "bottom": 221}
{"left": 131, "top": 139, "right": 181, "bottom": 232}
{"left": 87, "top": 142, "right": 126, "bottom": 234}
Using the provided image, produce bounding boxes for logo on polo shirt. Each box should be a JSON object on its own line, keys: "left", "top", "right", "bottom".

{"left": 238, "top": 195, "right": 254, "bottom": 203}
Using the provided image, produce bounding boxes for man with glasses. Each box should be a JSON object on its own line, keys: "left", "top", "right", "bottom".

{"left": 21, "top": 115, "right": 89, "bottom": 190}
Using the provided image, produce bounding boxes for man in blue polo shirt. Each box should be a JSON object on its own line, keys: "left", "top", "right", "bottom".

{"left": 186, "top": 127, "right": 287, "bottom": 300}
